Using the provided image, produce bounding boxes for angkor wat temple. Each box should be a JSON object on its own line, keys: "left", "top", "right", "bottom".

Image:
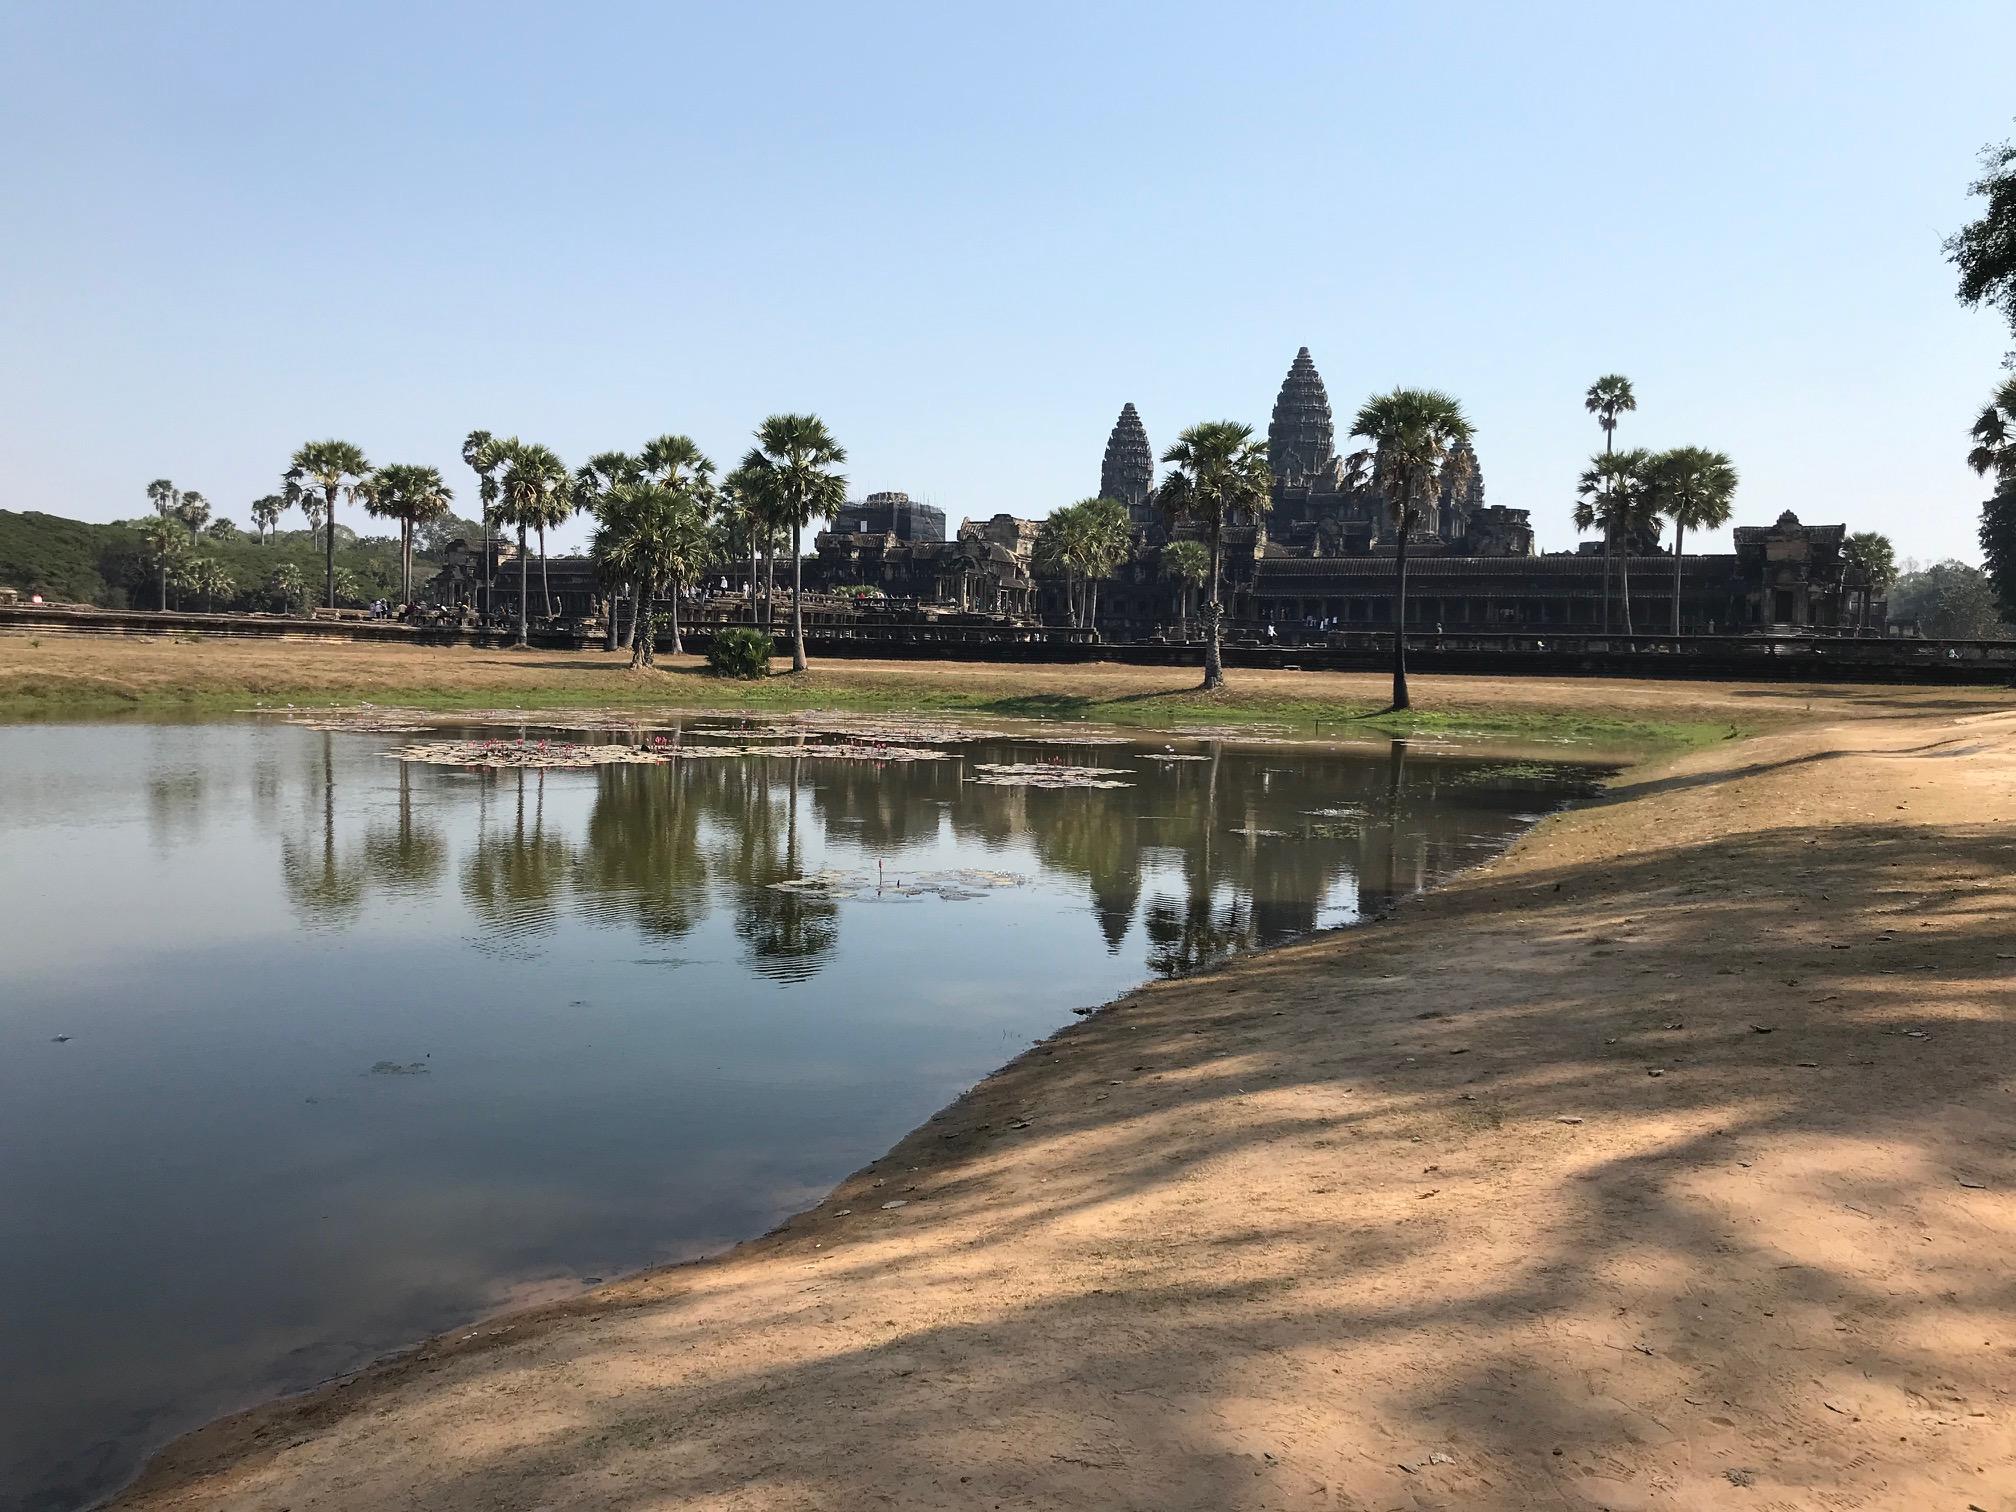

{"left": 807, "top": 346, "right": 1875, "bottom": 637}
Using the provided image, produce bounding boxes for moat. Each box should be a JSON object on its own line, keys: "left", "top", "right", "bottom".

{"left": 0, "top": 714, "right": 1607, "bottom": 1510}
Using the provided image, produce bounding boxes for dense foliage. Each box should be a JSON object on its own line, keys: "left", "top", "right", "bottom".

{"left": 1888, "top": 560, "right": 2013, "bottom": 639}
{"left": 706, "top": 627, "right": 774, "bottom": 679}
{"left": 0, "top": 509, "right": 418, "bottom": 610}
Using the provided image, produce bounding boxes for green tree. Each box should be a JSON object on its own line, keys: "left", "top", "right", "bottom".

{"left": 575, "top": 450, "right": 643, "bottom": 650}
{"left": 719, "top": 463, "right": 781, "bottom": 627}
{"left": 1969, "top": 378, "right": 2016, "bottom": 621}
{"left": 147, "top": 478, "right": 179, "bottom": 519}
{"left": 361, "top": 462, "right": 454, "bottom": 603}
{"left": 1161, "top": 538, "right": 1209, "bottom": 636}
{"left": 1033, "top": 504, "right": 1086, "bottom": 626}
{"left": 637, "top": 435, "right": 719, "bottom": 655}
{"left": 591, "top": 480, "right": 712, "bottom": 667}
{"left": 1946, "top": 125, "right": 2016, "bottom": 359}
{"left": 1583, "top": 375, "right": 1638, "bottom": 631}
{"left": 205, "top": 517, "right": 240, "bottom": 542}
{"left": 1574, "top": 448, "right": 1659, "bottom": 635}
{"left": 1643, "top": 446, "right": 1738, "bottom": 636}
{"left": 741, "top": 414, "right": 847, "bottom": 673}
{"left": 1841, "top": 530, "right": 1897, "bottom": 634}
{"left": 1889, "top": 560, "right": 2010, "bottom": 639}
{"left": 175, "top": 490, "right": 211, "bottom": 542}
{"left": 289, "top": 440, "right": 371, "bottom": 609}
{"left": 1347, "top": 391, "right": 1474, "bottom": 710}
{"left": 331, "top": 566, "right": 363, "bottom": 608}
{"left": 249, "top": 493, "right": 285, "bottom": 543}
{"left": 462, "top": 430, "right": 507, "bottom": 618}
{"left": 270, "top": 560, "right": 306, "bottom": 614}
{"left": 494, "top": 439, "right": 570, "bottom": 646}
{"left": 141, "top": 516, "right": 187, "bottom": 610}
{"left": 1039, "top": 497, "right": 1131, "bottom": 632}
{"left": 1156, "top": 420, "right": 1272, "bottom": 691}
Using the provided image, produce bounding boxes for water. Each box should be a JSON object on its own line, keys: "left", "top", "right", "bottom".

{"left": 0, "top": 715, "right": 1604, "bottom": 1509}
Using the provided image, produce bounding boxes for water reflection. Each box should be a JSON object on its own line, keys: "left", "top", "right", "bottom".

{"left": 0, "top": 717, "right": 1601, "bottom": 1511}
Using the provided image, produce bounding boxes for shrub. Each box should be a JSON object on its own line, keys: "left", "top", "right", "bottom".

{"left": 706, "top": 627, "right": 774, "bottom": 679}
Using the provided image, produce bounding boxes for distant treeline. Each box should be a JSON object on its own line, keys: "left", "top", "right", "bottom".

{"left": 0, "top": 508, "right": 483, "bottom": 610}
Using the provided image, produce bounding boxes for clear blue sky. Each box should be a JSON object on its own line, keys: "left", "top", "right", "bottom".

{"left": 2, "top": 2, "right": 2011, "bottom": 561}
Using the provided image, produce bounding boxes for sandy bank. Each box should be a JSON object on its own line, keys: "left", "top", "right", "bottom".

{"left": 114, "top": 692, "right": 2016, "bottom": 1510}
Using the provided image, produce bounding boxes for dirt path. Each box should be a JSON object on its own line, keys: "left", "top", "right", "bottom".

{"left": 114, "top": 699, "right": 2016, "bottom": 1510}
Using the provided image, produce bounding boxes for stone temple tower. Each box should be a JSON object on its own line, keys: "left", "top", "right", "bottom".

{"left": 1267, "top": 347, "right": 1336, "bottom": 481}
{"left": 1100, "top": 401, "right": 1156, "bottom": 527}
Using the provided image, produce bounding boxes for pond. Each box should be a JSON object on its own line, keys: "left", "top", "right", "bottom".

{"left": 0, "top": 712, "right": 1607, "bottom": 1510}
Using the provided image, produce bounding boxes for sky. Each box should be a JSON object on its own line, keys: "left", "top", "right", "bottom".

{"left": 1, "top": 2, "right": 2012, "bottom": 562}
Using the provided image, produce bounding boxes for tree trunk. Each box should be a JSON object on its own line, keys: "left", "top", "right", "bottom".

{"left": 538, "top": 527, "right": 552, "bottom": 620}
{"left": 159, "top": 559, "right": 169, "bottom": 611}
{"left": 668, "top": 579, "right": 684, "bottom": 655}
{"left": 748, "top": 535, "right": 760, "bottom": 623}
{"left": 1671, "top": 520, "right": 1685, "bottom": 639}
{"left": 1201, "top": 524, "right": 1224, "bottom": 691}
{"left": 1088, "top": 578, "right": 1100, "bottom": 639}
{"left": 604, "top": 592, "right": 619, "bottom": 651}
{"left": 627, "top": 579, "right": 642, "bottom": 651}
{"left": 482, "top": 518, "right": 493, "bottom": 621}
{"left": 763, "top": 548, "right": 775, "bottom": 631}
{"left": 1618, "top": 537, "right": 1635, "bottom": 637}
{"left": 1601, "top": 525, "right": 1612, "bottom": 633}
{"left": 324, "top": 487, "right": 338, "bottom": 609}
{"left": 631, "top": 575, "right": 654, "bottom": 668}
{"left": 790, "top": 521, "right": 808, "bottom": 672}
{"left": 1390, "top": 509, "right": 1413, "bottom": 711}
{"left": 515, "top": 524, "right": 530, "bottom": 647}
{"left": 401, "top": 521, "right": 413, "bottom": 604}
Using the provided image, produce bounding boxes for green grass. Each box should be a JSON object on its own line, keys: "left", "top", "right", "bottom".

{"left": 0, "top": 656, "right": 1738, "bottom": 752}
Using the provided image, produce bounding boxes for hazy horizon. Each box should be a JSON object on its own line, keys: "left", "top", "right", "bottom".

{"left": 3, "top": 3, "right": 2012, "bottom": 562}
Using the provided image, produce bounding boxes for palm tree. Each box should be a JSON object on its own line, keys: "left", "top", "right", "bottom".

{"left": 1033, "top": 504, "right": 1088, "bottom": 626}
{"left": 1841, "top": 529, "right": 1897, "bottom": 634}
{"left": 1644, "top": 447, "right": 1738, "bottom": 636}
{"left": 289, "top": 440, "right": 371, "bottom": 609}
{"left": 1970, "top": 376, "right": 2016, "bottom": 482}
{"left": 637, "top": 435, "right": 718, "bottom": 655}
{"left": 494, "top": 440, "right": 569, "bottom": 646}
{"left": 249, "top": 493, "right": 285, "bottom": 543}
{"left": 742, "top": 414, "right": 847, "bottom": 673}
{"left": 361, "top": 463, "right": 455, "bottom": 603}
{"left": 1346, "top": 391, "right": 1474, "bottom": 711}
{"left": 575, "top": 451, "right": 642, "bottom": 650}
{"left": 1583, "top": 375, "right": 1637, "bottom": 631}
{"left": 1161, "top": 539, "right": 1209, "bottom": 637}
{"left": 1574, "top": 448, "right": 1657, "bottom": 636}
{"left": 719, "top": 464, "right": 777, "bottom": 626}
{"left": 175, "top": 490, "right": 211, "bottom": 542}
{"left": 462, "top": 430, "right": 506, "bottom": 620}
{"left": 141, "top": 516, "right": 186, "bottom": 610}
{"left": 590, "top": 481, "right": 712, "bottom": 667}
{"left": 271, "top": 561, "right": 306, "bottom": 614}
{"left": 147, "top": 478, "right": 179, "bottom": 519}
{"left": 1156, "top": 421, "right": 1272, "bottom": 691}
{"left": 188, "top": 557, "right": 237, "bottom": 611}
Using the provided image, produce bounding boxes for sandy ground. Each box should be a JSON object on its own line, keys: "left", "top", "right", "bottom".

{"left": 2, "top": 632, "right": 2009, "bottom": 737}
{"left": 101, "top": 685, "right": 2016, "bottom": 1511}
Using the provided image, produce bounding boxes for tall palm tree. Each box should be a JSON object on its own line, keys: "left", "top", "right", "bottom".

{"left": 361, "top": 463, "right": 455, "bottom": 603}
{"left": 1644, "top": 446, "right": 1738, "bottom": 636}
{"left": 175, "top": 490, "right": 211, "bottom": 542}
{"left": 575, "top": 450, "right": 642, "bottom": 650}
{"left": 1841, "top": 529, "right": 1896, "bottom": 634}
{"left": 249, "top": 493, "right": 285, "bottom": 543}
{"left": 289, "top": 440, "right": 371, "bottom": 608}
{"left": 1583, "top": 375, "right": 1637, "bottom": 631}
{"left": 141, "top": 516, "right": 185, "bottom": 610}
{"left": 1033, "top": 504, "right": 1088, "bottom": 626}
{"left": 637, "top": 435, "right": 718, "bottom": 655}
{"left": 494, "top": 439, "right": 570, "bottom": 647}
{"left": 590, "top": 480, "right": 714, "bottom": 667}
{"left": 719, "top": 464, "right": 777, "bottom": 626}
{"left": 742, "top": 414, "right": 847, "bottom": 673}
{"left": 462, "top": 430, "right": 506, "bottom": 621}
{"left": 1156, "top": 421, "right": 1272, "bottom": 691}
{"left": 147, "top": 478, "right": 179, "bottom": 519}
{"left": 1970, "top": 375, "right": 2016, "bottom": 483}
{"left": 1574, "top": 448, "right": 1657, "bottom": 636}
{"left": 1346, "top": 390, "right": 1474, "bottom": 711}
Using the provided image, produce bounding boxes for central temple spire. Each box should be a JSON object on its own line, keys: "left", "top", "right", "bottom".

{"left": 1268, "top": 346, "right": 1335, "bottom": 481}
{"left": 1100, "top": 401, "right": 1155, "bottom": 524}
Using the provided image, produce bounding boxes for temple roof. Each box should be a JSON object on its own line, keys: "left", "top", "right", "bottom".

{"left": 1100, "top": 402, "right": 1154, "bottom": 508}
{"left": 1268, "top": 347, "right": 1335, "bottom": 481}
